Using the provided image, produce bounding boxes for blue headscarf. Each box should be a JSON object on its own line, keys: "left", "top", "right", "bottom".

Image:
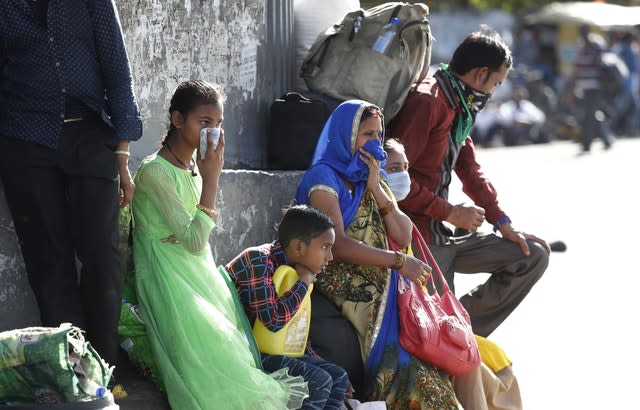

{"left": 295, "top": 100, "right": 387, "bottom": 227}
{"left": 297, "top": 100, "right": 410, "bottom": 393}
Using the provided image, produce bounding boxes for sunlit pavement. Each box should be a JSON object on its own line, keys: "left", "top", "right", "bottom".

{"left": 450, "top": 137, "right": 639, "bottom": 410}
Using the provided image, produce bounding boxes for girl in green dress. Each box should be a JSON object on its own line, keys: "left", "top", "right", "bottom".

{"left": 132, "top": 80, "right": 308, "bottom": 409}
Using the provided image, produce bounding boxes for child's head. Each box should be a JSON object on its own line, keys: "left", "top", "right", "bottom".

{"left": 278, "top": 205, "right": 335, "bottom": 274}
{"left": 164, "top": 80, "right": 226, "bottom": 144}
{"left": 383, "top": 138, "right": 411, "bottom": 201}
{"left": 383, "top": 138, "right": 408, "bottom": 173}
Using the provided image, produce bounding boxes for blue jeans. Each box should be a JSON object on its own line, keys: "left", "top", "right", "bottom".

{"left": 261, "top": 354, "right": 348, "bottom": 410}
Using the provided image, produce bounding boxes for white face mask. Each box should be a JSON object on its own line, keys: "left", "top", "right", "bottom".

{"left": 387, "top": 170, "right": 411, "bottom": 201}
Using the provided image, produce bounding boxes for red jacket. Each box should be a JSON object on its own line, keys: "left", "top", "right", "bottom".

{"left": 390, "top": 77, "right": 507, "bottom": 245}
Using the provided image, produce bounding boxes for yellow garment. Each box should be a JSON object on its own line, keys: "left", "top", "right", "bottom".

{"left": 475, "top": 335, "right": 512, "bottom": 374}
{"left": 111, "top": 384, "right": 128, "bottom": 401}
{"left": 253, "top": 265, "right": 313, "bottom": 358}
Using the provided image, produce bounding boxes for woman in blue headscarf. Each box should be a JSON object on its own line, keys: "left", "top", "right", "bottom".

{"left": 295, "top": 100, "right": 460, "bottom": 409}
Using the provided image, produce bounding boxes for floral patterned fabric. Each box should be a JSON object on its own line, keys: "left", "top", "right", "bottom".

{"left": 316, "top": 190, "right": 460, "bottom": 410}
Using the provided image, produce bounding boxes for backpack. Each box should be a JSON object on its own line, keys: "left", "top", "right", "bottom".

{"left": 300, "top": 2, "right": 432, "bottom": 123}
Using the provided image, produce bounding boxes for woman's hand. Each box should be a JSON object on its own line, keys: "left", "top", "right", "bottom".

{"left": 399, "top": 255, "right": 432, "bottom": 287}
{"left": 345, "top": 382, "right": 355, "bottom": 400}
{"left": 359, "top": 147, "right": 383, "bottom": 195}
{"left": 196, "top": 129, "right": 225, "bottom": 185}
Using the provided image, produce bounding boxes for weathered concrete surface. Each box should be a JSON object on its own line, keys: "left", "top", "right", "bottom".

{"left": 0, "top": 189, "right": 40, "bottom": 329}
{"left": 117, "top": 0, "right": 293, "bottom": 170}
{"left": 213, "top": 170, "right": 303, "bottom": 265}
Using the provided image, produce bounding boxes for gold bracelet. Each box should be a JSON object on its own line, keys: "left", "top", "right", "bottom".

{"left": 392, "top": 251, "right": 406, "bottom": 270}
{"left": 114, "top": 150, "right": 130, "bottom": 156}
{"left": 196, "top": 204, "right": 217, "bottom": 219}
{"left": 379, "top": 200, "right": 395, "bottom": 217}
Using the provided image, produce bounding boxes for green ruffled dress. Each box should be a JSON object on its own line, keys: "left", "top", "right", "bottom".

{"left": 132, "top": 154, "right": 308, "bottom": 410}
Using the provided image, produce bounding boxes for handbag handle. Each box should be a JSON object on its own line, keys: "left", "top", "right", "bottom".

{"left": 279, "top": 92, "right": 310, "bottom": 103}
{"left": 411, "top": 225, "right": 451, "bottom": 295}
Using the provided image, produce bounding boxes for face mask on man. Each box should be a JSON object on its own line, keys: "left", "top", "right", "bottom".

{"left": 437, "top": 63, "right": 494, "bottom": 143}
{"left": 386, "top": 170, "right": 411, "bottom": 201}
{"left": 465, "top": 87, "right": 492, "bottom": 113}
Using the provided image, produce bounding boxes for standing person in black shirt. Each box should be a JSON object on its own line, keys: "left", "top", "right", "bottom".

{"left": 0, "top": 0, "right": 142, "bottom": 367}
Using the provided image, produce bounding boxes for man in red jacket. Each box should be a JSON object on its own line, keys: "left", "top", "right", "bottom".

{"left": 390, "top": 26, "right": 551, "bottom": 337}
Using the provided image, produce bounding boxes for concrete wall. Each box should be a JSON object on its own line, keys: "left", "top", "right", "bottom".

{"left": 117, "top": 0, "right": 294, "bottom": 170}
{"left": 0, "top": 0, "right": 299, "bottom": 331}
{"left": 213, "top": 170, "right": 302, "bottom": 265}
{"left": 0, "top": 190, "right": 40, "bottom": 330}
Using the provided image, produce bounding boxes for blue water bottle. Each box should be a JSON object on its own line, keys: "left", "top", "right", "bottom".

{"left": 372, "top": 17, "right": 401, "bottom": 54}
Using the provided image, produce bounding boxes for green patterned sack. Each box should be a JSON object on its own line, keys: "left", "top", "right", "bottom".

{"left": 0, "top": 324, "right": 112, "bottom": 405}
{"left": 118, "top": 298, "right": 161, "bottom": 389}
{"left": 117, "top": 204, "right": 161, "bottom": 389}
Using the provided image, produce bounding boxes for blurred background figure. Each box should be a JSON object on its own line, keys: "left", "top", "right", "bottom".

{"left": 568, "top": 24, "right": 614, "bottom": 153}
{"left": 498, "top": 86, "right": 547, "bottom": 146}
{"left": 472, "top": 82, "right": 551, "bottom": 147}
{"left": 609, "top": 31, "right": 640, "bottom": 137}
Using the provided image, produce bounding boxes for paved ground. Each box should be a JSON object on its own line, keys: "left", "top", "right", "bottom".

{"left": 110, "top": 137, "right": 639, "bottom": 409}
{"left": 451, "top": 137, "right": 639, "bottom": 409}
{"left": 111, "top": 350, "right": 170, "bottom": 409}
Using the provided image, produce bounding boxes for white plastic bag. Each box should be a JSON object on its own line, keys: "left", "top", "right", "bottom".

{"left": 342, "top": 399, "right": 387, "bottom": 410}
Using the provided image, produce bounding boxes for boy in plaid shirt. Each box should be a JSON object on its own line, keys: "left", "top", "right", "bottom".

{"left": 226, "top": 205, "right": 350, "bottom": 410}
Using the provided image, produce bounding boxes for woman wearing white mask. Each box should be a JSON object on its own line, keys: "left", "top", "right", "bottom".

{"left": 382, "top": 138, "right": 411, "bottom": 201}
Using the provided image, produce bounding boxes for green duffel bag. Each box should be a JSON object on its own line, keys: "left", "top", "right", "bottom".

{"left": 301, "top": 2, "right": 432, "bottom": 123}
{"left": 0, "top": 324, "right": 112, "bottom": 405}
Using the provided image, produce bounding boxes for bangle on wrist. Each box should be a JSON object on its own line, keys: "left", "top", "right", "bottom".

{"left": 392, "top": 251, "right": 406, "bottom": 270}
{"left": 114, "top": 150, "right": 130, "bottom": 156}
{"left": 196, "top": 204, "right": 217, "bottom": 219}
{"left": 493, "top": 215, "right": 511, "bottom": 232}
{"left": 379, "top": 200, "right": 395, "bottom": 217}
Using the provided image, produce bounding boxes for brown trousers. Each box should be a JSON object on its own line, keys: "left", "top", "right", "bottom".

{"left": 428, "top": 231, "right": 549, "bottom": 337}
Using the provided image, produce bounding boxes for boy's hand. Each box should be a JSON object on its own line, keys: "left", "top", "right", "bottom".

{"left": 294, "top": 263, "right": 316, "bottom": 286}
{"left": 345, "top": 382, "right": 354, "bottom": 399}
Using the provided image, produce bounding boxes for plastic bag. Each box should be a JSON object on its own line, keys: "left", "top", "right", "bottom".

{"left": 0, "top": 324, "right": 112, "bottom": 405}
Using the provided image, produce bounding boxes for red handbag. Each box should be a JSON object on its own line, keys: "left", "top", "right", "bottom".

{"left": 396, "top": 226, "right": 481, "bottom": 376}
